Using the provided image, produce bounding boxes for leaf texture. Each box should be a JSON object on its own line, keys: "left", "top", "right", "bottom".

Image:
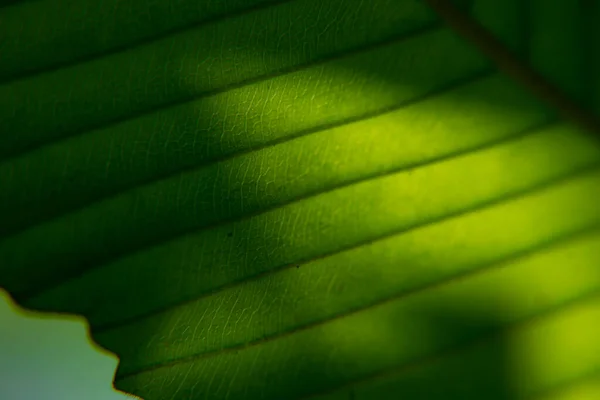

{"left": 0, "top": 0, "right": 599, "bottom": 399}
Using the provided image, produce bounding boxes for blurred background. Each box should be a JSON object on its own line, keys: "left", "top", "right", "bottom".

{"left": 0, "top": 289, "right": 140, "bottom": 400}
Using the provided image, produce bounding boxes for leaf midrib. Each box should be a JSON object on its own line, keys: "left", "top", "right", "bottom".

{"left": 423, "top": 0, "right": 600, "bottom": 137}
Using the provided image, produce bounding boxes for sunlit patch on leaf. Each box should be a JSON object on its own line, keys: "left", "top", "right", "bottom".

{"left": 0, "top": 0, "right": 599, "bottom": 399}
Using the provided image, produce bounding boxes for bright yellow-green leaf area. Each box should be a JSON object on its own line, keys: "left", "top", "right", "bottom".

{"left": 0, "top": 0, "right": 599, "bottom": 399}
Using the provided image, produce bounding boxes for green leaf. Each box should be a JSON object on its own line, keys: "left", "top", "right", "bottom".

{"left": 1, "top": 0, "right": 599, "bottom": 399}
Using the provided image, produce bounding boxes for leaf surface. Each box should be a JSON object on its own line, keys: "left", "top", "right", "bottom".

{"left": 1, "top": 0, "right": 599, "bottom": 399}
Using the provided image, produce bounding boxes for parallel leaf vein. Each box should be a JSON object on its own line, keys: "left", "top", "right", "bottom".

{"left": 17, "top": 118, "right": 558, "bottom": 303}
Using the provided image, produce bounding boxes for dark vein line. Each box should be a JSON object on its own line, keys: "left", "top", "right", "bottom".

{"left": 113, "top": 223, "right": 600, "bottom": 381}
{"left": 90, "top": 135, "right": 592, "bottom": 335}
{"left": 16, "top": 116, "right": 556, "bottom": 304}
{"left": 0, "top": 0, "right": 297, "bottom": 84}
{"left": 0, "top": 66, "right": 494, "bottom": 243}
{"left": 423, "top": 0, "right": 600, "bottom": 140}
{"left": 0, "top": 21, "right": 443, "bottom": 163}
{"left": 298, "top": 289, "right": 600, "bottom": 400}
{"left": 3, "top": 0, "right": 596, "bottom": 395}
